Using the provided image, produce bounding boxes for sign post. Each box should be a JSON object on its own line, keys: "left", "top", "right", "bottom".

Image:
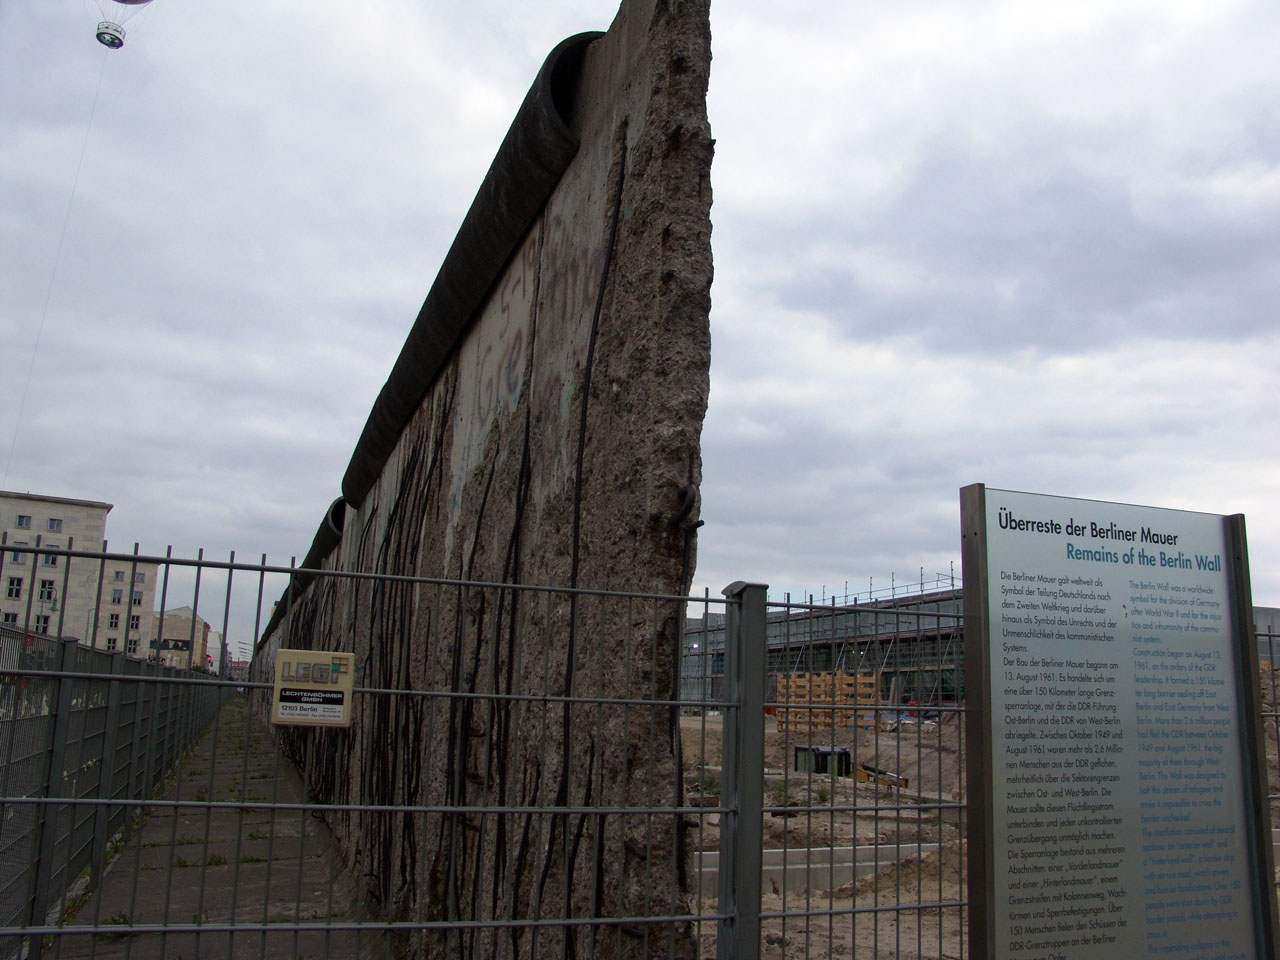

{"left": 962, "top": 484, "right": 1277, "bottom": 959}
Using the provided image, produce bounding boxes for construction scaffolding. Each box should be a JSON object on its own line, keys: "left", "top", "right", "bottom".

{"left": 680, "top": 585, "right": 966, "bottom": 710}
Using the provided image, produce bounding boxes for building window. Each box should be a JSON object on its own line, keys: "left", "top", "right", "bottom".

{"left": 134, "top": 572, "right": 145, "bottom": 584}
{"left": 2, "top": 612, "right": 17, "bottom": 625}
{"left": 113, "top": 570, "right": 124, "bottom": 581}
{"left": 132, "top": 591, "right": 143, "bottom": 606}
{"left": 42, "top": 549, "right": 58, "bottom": 568}
{"left": 111, "top": 589, "right": 122, "bottom": 605}
{"left": 10, "top": 542, "right": 27, "bottom": 564}
{"left": 38, "top": 580, "right": 55, "bottom": 602}
{"left": 106, "top": 636, "right": 118, "bottom": 651}
{"left": 108, "top": 613, "right": 120, "bottom": 629}
{"left": 47, "top": 518, "right": 62, "bottom": 532}
{"left": 129, "top": 614, "right": 140, "bottom": 631}
{"left": 126, "top": 636, "right": 139, "bottom": 656}
{"left": 35, "top": 614, "right": 50, "bottom": 635}
{"left": 6, "top": 577, "right": 20, "bottom": 600}
{"left": 16, "top": 515, "right": 31, "bottom": 529}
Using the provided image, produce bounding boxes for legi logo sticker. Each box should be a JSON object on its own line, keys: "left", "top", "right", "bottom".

{"left": 272, "top": 651, "right": 355, "bottom": 727}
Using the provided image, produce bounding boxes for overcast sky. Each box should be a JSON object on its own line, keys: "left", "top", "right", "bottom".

{"left": 3, "top": 1, "right": 1277, "bottom": 658}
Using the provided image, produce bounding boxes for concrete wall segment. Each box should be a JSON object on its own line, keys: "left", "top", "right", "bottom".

{"left": 341, "top": 32, "right": 603, "bottom": 509}
{"left": 257, "top": 1, "right": 712, "bottom": 954}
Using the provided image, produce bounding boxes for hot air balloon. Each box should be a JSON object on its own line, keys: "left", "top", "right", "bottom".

{"left": 95, "top": 0, "right": 154, "bottom": 49}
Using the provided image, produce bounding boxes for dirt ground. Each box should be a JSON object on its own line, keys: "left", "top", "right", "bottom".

{"left": 681, "top": 711, "right": 967, "bottom": 959}
{"left": 681, "top": 709, "right": 966, "bottom": 853}
{"left": 680, "top": 665, "right": 1280, "bottom": 959}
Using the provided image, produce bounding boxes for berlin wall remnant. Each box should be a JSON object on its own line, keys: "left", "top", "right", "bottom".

{"left": 253, "top": 0, "right": 712, "bottom": 956}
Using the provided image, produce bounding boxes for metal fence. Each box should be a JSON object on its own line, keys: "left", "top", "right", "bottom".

{"left": 0, "top": 548, "right": 1275, "bottom": 959}
{"left": 697, "top": 585, "right": 969, "bottom": 960}
{"left": 0, "top": 629, "right": 225, "bottom": 958}
{"left": 252, "top": 570, "right": 717, "bottom": 959}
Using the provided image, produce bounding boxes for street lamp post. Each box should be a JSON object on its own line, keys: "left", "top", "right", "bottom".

{"left": 37, "top": 595, "right": 59, "bottom": 636}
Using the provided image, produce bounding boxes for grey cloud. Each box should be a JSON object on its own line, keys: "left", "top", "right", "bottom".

{"left": 728, "top": 143, "right": 1280, "bottom": 355}
{"left": 4, "top": 2, "right": 1278, "bottom": 613}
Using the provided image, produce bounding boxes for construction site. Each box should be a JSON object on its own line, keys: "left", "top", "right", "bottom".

{"left": 681, "top": 581, "right": 965, "bottom": 710}
{"left": 675, "top": 588, "right": 1280, "bottom": 958}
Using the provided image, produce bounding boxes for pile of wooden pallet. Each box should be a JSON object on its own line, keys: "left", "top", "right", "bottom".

{"left": 774, "top": 670, "right": 879, "bottom": 733}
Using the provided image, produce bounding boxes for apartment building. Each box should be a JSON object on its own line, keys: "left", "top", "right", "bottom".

{"left": 151, "top": 605, "right": 214, "bottom": 670}
{"left": 0, "top": 491, "right": 157, "bottom": 656}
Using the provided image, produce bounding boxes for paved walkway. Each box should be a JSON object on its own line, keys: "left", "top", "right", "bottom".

{"left": 54, "top": 695, "right": 389, "bottom": 960}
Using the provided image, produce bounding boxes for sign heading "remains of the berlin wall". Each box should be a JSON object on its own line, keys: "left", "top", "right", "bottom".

{"left": 961, "top": 484, "right": 1277, "bottom": 960}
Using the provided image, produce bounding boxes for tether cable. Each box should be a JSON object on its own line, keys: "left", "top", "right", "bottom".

{"left": 3, "top": 47, "right": 111, "bottom": 489}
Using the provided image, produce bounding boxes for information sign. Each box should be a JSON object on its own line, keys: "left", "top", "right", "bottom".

{"left": 961, "top": 486, "right": 1276, "bottom": 960}
{"left": 271, "top": 649, "right": 356, "bottom": 727}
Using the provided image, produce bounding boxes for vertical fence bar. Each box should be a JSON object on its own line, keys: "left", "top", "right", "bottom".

{"left": 27, "top": 638, "right": 78, "bottom": 960}
{"left": 89, "top": 651, "right": 125, "bottom": 888}
{"left": 717, "top": 581, "right": 766, "bottom": 960}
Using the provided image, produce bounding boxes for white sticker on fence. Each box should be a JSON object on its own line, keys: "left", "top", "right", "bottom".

{"left": 271, "top": 650, "right": 355, "bottom": 727}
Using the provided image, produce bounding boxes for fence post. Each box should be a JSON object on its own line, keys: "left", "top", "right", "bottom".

{"left": 717, "top": 581, "right": 767, "bottom": 960}
{"left": 27, "top": 638, "right": 79, "bottom": 959}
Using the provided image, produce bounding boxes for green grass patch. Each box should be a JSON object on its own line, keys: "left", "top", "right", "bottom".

{"left": 61, "top": 891, "right": 89, "bottom": 923}
{"left": 692, "top": 772, "right": 720, "bottom": 795}
{"left": 96, "top": 912, "right": 131, "bottom": 942}
{"left": 768, "top": 780, "right": 793, "bottom": 808}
